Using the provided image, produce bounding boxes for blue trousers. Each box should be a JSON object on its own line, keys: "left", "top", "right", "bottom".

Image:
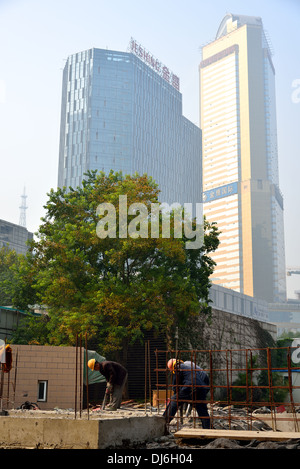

{"left": 164, "top": 386, "right": 211, "bottom": 429}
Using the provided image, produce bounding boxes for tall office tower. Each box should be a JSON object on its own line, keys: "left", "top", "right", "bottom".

{"left": 200, "top": 14, "right": 286, "bottom": 303}
{"left": 0, "top": 219, "right": 33, "bottom": 255}
{"left": 58, "top": 40, "right": 202, "bottom": 208}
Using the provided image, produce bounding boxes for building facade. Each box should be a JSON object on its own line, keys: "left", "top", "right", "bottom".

{"left": 58, "top": 41, "right": 202, "bottom": 208}
{"left": 0, "top": 219, "right": 33, "bottom": 255}
{"left": 200, "top": 14, "right": 286, "bottom": 303}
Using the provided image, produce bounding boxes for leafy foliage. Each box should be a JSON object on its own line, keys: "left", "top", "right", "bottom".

{"left": 231, "top": 355, "right": 289, "bottom": 405}
{"left": 0, "top": 246, "right": 37, "bottom": 310}
{"left": 10, "top": 171, "right": 220, "bottom": 358}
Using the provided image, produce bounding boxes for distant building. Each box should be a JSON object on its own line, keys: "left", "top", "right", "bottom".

{"left": 57, "top": 40, "right": 202, "bottom": 207}
{"left": 209, "top": 283, "right": 269, "bottom": 323}
{"left": 200, "top": 14, "right": 286, "bottom": 303}
{"left": 0, "top": 306, "right": 28, "bottom": 341}
{"left": 0, "top": 219, "right": 33, "bottom": 255}
{"left": 268, "top": 299, "right": 300, "bottom": 336}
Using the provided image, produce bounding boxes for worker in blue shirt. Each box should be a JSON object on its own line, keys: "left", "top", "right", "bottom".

{"left": 163, "top": 359, "right": 211, "bottom": 429}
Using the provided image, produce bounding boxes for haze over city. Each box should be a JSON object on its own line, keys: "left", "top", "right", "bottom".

{"left": 0, "top": 0, "right": 299, "bottom": 298}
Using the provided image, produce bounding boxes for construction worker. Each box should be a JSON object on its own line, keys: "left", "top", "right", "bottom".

{"left": 163, "top": 358, "right": 211, "bottom": 429}
{"left": 88, "top": 359, "right": 128, "bottom": 411}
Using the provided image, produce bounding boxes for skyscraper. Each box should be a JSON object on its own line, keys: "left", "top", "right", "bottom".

{"left": 58, "top": 40, "right": 202, "bottom": 208}
{"left": 0, "top": 219, "right": 33, "bottom": 255}
{"left": 200, "top": 14, "right": 286, "bottom": 303}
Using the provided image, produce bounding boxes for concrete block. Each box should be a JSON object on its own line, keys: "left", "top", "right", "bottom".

{"left": 0, "top": 415, "right": 166, "bottom": 449}
{"left": 98, "top": 416, "right": 166, "bottom": 449}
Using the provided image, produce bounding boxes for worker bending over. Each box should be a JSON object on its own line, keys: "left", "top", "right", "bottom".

{"left": 88, "top": 359, "right": 128, "bottom": 411}
{"left": 164, "top": 358, "right": 211, "bottom": 429}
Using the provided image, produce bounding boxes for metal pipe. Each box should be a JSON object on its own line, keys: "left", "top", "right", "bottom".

{"left": 12, "top": 348, "right": 18, "bottom": 409}
{"left": 225, "top": 350, "right": 231, "bottom": 429}
{"left": 75, "top": 334, "right": 78, "bottom": 419}
{"left": 287, "top": 347, "right": 299, "bottom": 432}
{"left": 85, "top": 333, "right": 89, "bottom": 420}
{"left": 144, "top": 342, "right": 147, "bottom": 414}
{"left": 79, "top": 335, "right": 82, "bottom": 418}
{"left": 0, "top": 366, "right": 4, "bottom": 413}
{"left": 155, "top": 349, "right": 159, "bottom": 414}
{"left": 267, "top": 348, "right": 276, "bottom": 431}
{"left": 7, "top": 367, "right": 10, "bottom": 408}
{"left": 148, "top": 340, "right": 152, "bottom": 415}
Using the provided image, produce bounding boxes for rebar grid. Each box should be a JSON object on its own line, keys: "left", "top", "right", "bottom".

{"left": 154, "top": 347, "right": 300, "bottom": 432}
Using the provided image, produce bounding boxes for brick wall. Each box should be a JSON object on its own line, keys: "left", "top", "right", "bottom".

{"left": 1, "top": 344, "right": 83, "bottom": 411}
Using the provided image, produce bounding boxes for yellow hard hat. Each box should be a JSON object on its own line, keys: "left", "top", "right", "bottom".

{"left": 88, "top": 358, "right": 96, "bottom": 370}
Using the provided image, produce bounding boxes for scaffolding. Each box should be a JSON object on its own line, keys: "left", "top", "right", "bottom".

{"left": 154, "top": 347, "right": 300, "bottom": 433}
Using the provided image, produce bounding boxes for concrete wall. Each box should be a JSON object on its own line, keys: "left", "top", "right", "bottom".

{"left": 0, "top": 415, "right": 166, "bottom": 449}
{"left": 207, "top": 307, "right": 277, "bottom": 350}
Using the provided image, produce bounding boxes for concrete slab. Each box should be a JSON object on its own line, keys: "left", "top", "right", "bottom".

{"left": 0, "top": 413, "right": 166, "bottom": 449}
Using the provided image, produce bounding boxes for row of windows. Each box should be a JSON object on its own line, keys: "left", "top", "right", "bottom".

{"left": 201, "top": 54, "right": 237, "bottom": 78}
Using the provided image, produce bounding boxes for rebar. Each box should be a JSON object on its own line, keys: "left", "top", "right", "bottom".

{"left": 85, "top": 333, "right": 89, "bottom": 420}
{"left": 154, "top": 346, "right": 300, "bottom": 432}
{"left": 75, "top": 334, "right": 78, "bottom": 419}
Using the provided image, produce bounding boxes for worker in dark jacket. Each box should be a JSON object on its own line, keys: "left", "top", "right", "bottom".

{"left": 163, "top": 359, "right": 211, "bottom": 429}
{"left": 88, "top": 359, "right": 128, "bottom": 411}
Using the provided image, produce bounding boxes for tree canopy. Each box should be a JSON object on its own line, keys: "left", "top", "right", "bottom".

{"left": 8, "top": 171, "right": 220, "bottom": 357}
{"left": 0, "top": 246, "right": 37, "bottom": 310}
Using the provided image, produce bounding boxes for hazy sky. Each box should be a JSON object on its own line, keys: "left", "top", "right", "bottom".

{"left": 0, "top": 0, "right": 299, "bottom": 297}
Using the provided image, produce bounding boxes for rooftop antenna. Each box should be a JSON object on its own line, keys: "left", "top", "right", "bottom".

{"left": 19, "top": 187, "right": 28, "bottom": 228}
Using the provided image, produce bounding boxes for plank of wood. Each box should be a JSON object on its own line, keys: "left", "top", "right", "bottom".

{"left": 174, "top": 428, "right": 300, "bottom": 441}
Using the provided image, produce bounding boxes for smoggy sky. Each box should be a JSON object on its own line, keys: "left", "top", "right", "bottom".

{"left": 0, "top": 0, "right": 299, "bottom": 297}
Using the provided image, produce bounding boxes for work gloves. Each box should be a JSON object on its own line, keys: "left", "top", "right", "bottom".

{"left": 106, "top": 383, "right": 113, "bottom": 394}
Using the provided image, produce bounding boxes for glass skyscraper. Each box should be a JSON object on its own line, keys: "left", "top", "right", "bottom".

{"left": 58, "top": 42, "right": 202, "bottom": 208}
{"left": 0, "top": 219, "right": 33, "bottom": 255}
{"left": 200, "top": 14, "right": 286, "bottom": 303}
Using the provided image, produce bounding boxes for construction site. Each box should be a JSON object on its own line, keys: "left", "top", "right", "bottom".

{"left": 1, "top": 332, "right": 300, "bottom": 450}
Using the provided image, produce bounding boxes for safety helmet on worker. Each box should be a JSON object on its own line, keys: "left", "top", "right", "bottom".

{"left": 88, "top": 358, "right": 96, "bottom": 370}
{"left": 167, "top": 358, "right": 183, "bottom": 372}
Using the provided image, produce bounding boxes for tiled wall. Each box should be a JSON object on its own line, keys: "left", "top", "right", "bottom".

{"left": 1, "top": 344, "right": 83, "bottom": 410}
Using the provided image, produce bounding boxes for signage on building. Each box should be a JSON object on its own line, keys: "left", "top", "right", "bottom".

{"left": 129, "top": 38, "right": 180, "bottom": 91}
{"left": 203, "top": 181, "right": 238, "bottom": 203}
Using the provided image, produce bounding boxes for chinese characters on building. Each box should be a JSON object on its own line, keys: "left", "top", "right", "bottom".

{"left": 129, "top": 38, "right": 180, "bottom": 91}
{"left": 203, "top": 182, "right": 238, "bottom": 202}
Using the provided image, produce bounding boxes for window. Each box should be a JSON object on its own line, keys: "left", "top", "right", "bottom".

{"left": 37, "top": 380, "right": 48, "bottom": 402}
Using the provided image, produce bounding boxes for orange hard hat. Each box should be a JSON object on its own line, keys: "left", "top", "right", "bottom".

{"left": 167, "top": 358, "right": 176, "bottom": 371}
{"left": 167, "top": 358, "right": 183, "bottom": 372}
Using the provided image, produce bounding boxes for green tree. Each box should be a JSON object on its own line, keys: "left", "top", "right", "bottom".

{"left": 0, "top": 246, "right": 18, "bottom": 306}
{"left": 0, "top": 246, "right": 37, "bottom": 310}
{"left": 231, "top": 355, "right": 289, "bottom": 405}
{"left": 10, "top": 313, "right": 52, "bottom": 345}
{"left": 12, "top": 171, "right": 220, "bottom": 363}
